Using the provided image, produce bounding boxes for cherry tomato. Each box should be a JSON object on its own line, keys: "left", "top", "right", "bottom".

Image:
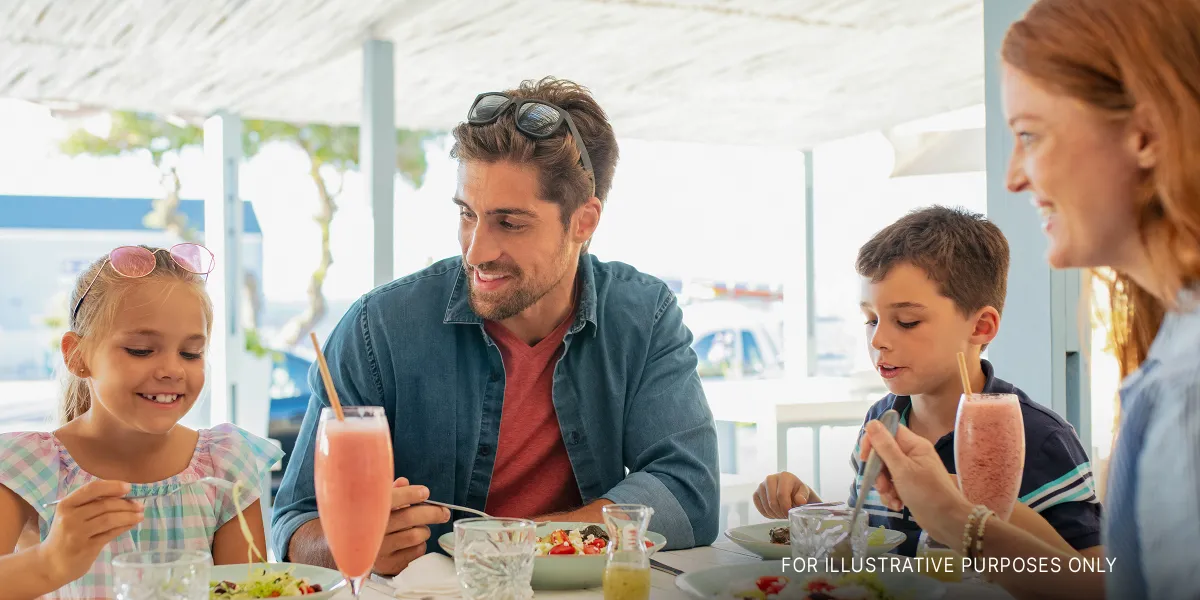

{"left": 582, "top": 544, "right": 602, "bottom": 555}
{"left": 756, "top": 576, "right": 788, "bottom": 595}
{"left": 587, "top": 538, "right": 607, "bottom": 549}
{"left": 805, "top": 579, "right": 834, "bottom": 593}
{"left": 549, "top": 542, "right": 577, "bottom": 555}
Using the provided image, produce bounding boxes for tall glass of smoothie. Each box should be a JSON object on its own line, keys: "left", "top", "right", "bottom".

{"left": 954, "top": 393, "right": 1024, "bottom": 520}
{"left": 314, "top": 406, "right": 394, "bottom": 597}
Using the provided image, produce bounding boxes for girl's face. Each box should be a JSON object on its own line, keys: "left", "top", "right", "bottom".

{"left": 76, "top": 280, "right": 208, "bottom": 435}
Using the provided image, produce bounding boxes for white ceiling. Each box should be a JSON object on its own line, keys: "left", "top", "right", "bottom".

{"left": 1, "top": 0, "right": 984, "bottom": 148}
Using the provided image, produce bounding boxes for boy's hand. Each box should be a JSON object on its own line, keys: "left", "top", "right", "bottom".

{"left": 753, "top": 472, "right": 813, "bottom": 519}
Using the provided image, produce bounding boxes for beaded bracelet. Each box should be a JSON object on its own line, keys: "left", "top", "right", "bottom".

{"left": 961, "top": 505, "right": 989, "bottom": 556}
{"left": 971, "top": 509, "right": 994, "bottom": 560}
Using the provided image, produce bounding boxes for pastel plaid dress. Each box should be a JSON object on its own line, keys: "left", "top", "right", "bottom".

{"left": 0, "top": 423, "right": 283, "bottom": 599}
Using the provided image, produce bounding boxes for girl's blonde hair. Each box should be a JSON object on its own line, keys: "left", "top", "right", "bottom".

{"left": 1003, "top": 0, "right": 1200, "bottom": 376}
{"left": 62, "top": 246, "right": 214, "bottom": 424}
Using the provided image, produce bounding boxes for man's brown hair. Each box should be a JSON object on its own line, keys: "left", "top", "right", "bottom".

{"left": 856, "top": 206, "right": 1010, "bottom": 317}
{"left": 450, "top": 77, "right": 619, "bottom": 226}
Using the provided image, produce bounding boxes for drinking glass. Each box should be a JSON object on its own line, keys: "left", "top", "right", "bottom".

{"left": 955, "top": 393, "right": 1025, "bottom": 520}
{"left": 788, "top": 503, "right": 868, "bottom": 563}
{"left": 453, "top": 518, "right": 537, "bottom": 600}
{"left": 112, "top": 550, "right": 210, "bottom": 600}
{"left": 314, "top": 406, "right": 394, "bottom": 597}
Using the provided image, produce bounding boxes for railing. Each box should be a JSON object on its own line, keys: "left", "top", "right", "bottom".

{"left": 705, "top": 376, "right": 877, "bottom": 528}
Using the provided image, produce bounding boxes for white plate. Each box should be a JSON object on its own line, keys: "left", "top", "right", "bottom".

{"left": 209, "top": 563, "right": 344, "bottom": 599}
{"left": 438, "top": 521, "right": 667, "bottom": 590}
{"left": 676, "top": 560, "right": 945, "bottom": 599}
{"left": 724, "top": 522, "right": 907, "bottom": 560}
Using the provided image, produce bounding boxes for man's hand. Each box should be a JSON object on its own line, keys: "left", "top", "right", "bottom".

{"left": 372, "top": 478, "right": 451, "bottom": 576}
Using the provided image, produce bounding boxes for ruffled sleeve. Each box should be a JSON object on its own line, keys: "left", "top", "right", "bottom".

{"left": 0, "top": 432, "right": 62, "bottom": 527}
{"left": 203, "top": 424, "right": 284, "bottom": 527}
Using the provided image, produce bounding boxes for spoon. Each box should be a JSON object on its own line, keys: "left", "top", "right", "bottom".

{"left": 832, "top": 409, "right": 900, "bottom": 560}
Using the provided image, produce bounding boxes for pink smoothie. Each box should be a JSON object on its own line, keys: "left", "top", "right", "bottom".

{"left": 315, "top": 419, "right": 394, "bottom": 579}
{"left": 954, "top": 394, "right": 1025, "bottom": 520}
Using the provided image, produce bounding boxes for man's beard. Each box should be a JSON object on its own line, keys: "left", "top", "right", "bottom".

{"left": 466, "top": 260, "right": 570, "bottom": 321}
{"left": 466, "top": 263, "right": 542, "bottom": 321}
{"left": 465, "top": 239, "right": 574, "bottom": 321}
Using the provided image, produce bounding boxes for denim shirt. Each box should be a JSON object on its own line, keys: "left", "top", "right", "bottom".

{"left": 1105, "top": 290, "right": 1200, "bottom": 599}
{"left": 270, "top": 255, "right": 720, "bottom": 559}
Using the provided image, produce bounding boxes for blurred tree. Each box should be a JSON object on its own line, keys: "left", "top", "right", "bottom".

{"left": 59, "top": 111, "right": 437, "bottom": 351}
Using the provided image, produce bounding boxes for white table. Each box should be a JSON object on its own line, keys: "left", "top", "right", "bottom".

{"left": 352, "top": 540, "right": 1015, "bottom": 599}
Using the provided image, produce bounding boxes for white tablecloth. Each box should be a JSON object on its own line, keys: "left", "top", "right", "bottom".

{"left": 351, "top": 540, "right": 1015, "bottom": 599}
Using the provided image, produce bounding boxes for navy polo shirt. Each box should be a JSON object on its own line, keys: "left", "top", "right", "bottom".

{"left": 847, "top": 359, "right": 1102, "bottom": 556}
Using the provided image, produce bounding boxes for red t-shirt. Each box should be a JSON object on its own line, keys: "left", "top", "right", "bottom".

{"left": 482, "top": 312, "right": 582, "bottom": 517}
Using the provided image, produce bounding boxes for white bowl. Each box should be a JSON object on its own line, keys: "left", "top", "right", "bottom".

{"left": 724, "top": 521, "right": 906, "bottom": 560}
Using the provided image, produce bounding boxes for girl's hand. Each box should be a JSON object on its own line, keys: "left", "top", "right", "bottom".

{"left": 38, "top": 480, "right": 144, "bottom": 584}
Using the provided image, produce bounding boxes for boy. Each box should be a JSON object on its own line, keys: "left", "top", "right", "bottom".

{"left": 753, "top": 206, "right": 1101, "bottom": 557}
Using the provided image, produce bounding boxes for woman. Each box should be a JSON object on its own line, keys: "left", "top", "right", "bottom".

{"left": 859, "top": 0, "right": 1200, "bottom": 598}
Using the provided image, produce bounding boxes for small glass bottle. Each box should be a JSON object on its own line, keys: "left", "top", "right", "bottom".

{"left": 916, "top": 530, "right": 963, "bottom": 583}
{"left": 602, "top": 504, "right": 654, "bottom": 600}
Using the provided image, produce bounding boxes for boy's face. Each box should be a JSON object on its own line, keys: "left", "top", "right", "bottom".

{"left": 859, "top": 262, "right": 998, "bottom": 397}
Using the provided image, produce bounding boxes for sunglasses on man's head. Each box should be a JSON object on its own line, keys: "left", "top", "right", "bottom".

{"left": 72, "top": 244, "right": 216, "bottom": 322}
{"left": 467, "top": 92, "right": 596, "bottom": 198}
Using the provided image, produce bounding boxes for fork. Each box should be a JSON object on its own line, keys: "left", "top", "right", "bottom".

{"left": 421, "top": 500, "right": 550, "bottom": 526}
{"left": 42, "top": 476, "right": 235, "bottom": 508}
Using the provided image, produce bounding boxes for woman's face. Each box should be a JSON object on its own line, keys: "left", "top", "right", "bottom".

{"left": 1002, "top": 63, "right": 1155, "bottom": 272}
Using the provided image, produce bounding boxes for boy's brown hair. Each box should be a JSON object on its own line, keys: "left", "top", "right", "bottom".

{"left": 856, "top": 206, "right": 1010, "bottom": 317}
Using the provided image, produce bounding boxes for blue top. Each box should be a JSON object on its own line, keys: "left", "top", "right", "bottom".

{"left": 270, "top": 254, "right": 721, "bottom": 557}
{"left": 849, "top": 359, "right": 1102, "bottom": 556}
{"left": 1105, "top": 291, "right": 1200, "bottom": 598}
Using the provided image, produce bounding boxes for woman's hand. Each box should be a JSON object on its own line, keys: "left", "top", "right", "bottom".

{"left": 860, "top": 421, "right": 974, "bottom": 544}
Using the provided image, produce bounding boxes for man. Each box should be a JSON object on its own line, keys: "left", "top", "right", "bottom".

{"left": 272, "top": 77, "right": 720, "bottom": 575}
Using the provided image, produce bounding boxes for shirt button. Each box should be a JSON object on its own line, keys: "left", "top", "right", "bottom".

{"left": 567, "top": 432, "right": 580, "bottom": 445}
{"left": 480, "top": 446, "right": 492, "bottom": 456}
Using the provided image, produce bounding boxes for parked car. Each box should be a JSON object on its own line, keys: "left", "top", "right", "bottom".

{"left": 683, "top": 301, "right": 785, "bottom": 380}
{"left": 267, "top": 352, "right": 313, "bottom": 495}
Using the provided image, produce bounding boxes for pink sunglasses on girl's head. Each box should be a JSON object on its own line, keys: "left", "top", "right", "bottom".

{"left": 72, "top": 243, "right": 216, "bottom": 321}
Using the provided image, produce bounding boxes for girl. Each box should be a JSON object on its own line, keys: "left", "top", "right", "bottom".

{"left": 859, "top": 0, "right": 1200, "bottom": 598}
{"left": 0, "top": 244, "right": 282, "bottom": 599}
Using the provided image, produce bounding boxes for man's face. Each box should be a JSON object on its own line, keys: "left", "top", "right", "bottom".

{"left": 456, "top": 160, "right": 598, "bottom": 321}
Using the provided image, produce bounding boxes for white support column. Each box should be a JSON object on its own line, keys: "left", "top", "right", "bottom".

{"left": 783, "top": 153, "right": 811, "bottom": 385}
{"left": 362, "top": 39, "right": 397, "bottom": 287}
{"left": 804, "top": 150, "right": 818, "bottom": 377}
{"left": 204, "top": 111, "right": 244, "bottom": 427}
{"left": 984, "top": 0, "right": 1091, "bottom": 450}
